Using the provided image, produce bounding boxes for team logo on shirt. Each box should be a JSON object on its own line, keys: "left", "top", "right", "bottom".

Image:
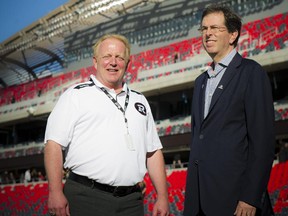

{"left": 134, "top": 103, "right": 147, "bottom": 116}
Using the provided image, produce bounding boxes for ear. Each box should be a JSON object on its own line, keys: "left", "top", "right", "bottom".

{"left": 229, "top": 31, "right": 238, "bottom": 45}
{"left": 93, "top": 57, "right": 98, "bottom": 70}
{"left": 125, "top": 59, "right": 131, "bottom": 71}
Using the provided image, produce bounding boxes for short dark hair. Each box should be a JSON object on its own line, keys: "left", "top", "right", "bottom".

{"left": 201, "top": 4, "right": 242, "bottom": 47}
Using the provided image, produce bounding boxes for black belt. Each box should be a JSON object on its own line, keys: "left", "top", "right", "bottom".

{"left": 68, "top": 172, "right": 141, "bottom": 197}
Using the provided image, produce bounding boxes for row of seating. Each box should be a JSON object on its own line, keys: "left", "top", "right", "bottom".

{"left": 275, "top": 107, "right": 288, "bottom": 121}
{"left": 1, "top": 161, "right": 287, "bottom": 216}
{"left": 268, "top": 162, "right": 288, "bottom": 193}
{"left": 0, "top": 142, "right": 43, "bottom": 160}
{"left": 144, "top": 162, "right": 288, "bottom": 215}
{"left": 0, "top": 182, "right": 49, "bottom": 215}
{"left": 65, "top": 0, "right": 284, "bottom": 64}
{"left": 268, "top": 161, "right": 288, "bottom": 214}
{"left": 234, "top": 0, "right": 283, "bottom": 17}
{"left": 0, "top": 68, "right": 88, "bottom": 107}
{"left": 155, "top": 105, "right": 288, "bottom": 136}
{"left": 157, "top": 122, "right": 191, "bottom": 137}
{"left": 128, "top": 12, "right": 288, "bottom": 83}
{"left": 1, "top": 106, "right": 288, "bottom": 159}
{"left": 0, "top": 12, "right": 287, "bottom": 108}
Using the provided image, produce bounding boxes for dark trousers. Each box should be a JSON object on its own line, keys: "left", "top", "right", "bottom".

{"left": 195, "top": 192, "right": 274, "bottom": 216}
{"left": 64, "top": 179, "right": 144, "bottom": 216}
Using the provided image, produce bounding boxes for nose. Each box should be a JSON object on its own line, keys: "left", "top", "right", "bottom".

{"left": 205, "top": 27, "right": 213, "bottom": 35}
{"left": 110, "top": 57, "right": 117, "bottom": 65}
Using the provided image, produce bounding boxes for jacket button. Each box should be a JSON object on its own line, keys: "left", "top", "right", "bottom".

{"left": 199, "top": 134, "right": 204, "bottom": 139}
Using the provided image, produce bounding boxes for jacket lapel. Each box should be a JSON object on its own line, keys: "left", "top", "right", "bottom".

{"left": 208, "top": 53, "right": 242, "bottom": 116}
{"left": 198, "top": 73, "right": 208, "bottom": 124}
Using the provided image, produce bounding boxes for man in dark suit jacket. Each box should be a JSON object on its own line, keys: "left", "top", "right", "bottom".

{"left": 184, "top": 4, "right": 275, "bottom": 216}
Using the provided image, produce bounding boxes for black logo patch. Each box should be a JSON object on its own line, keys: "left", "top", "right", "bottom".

{"left": 134, "top": 103, "right": 147, "bottom": 116}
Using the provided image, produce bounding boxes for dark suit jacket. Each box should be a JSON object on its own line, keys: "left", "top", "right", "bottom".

{"left": 183, "top": 53, "right": 275, "bottom": 216}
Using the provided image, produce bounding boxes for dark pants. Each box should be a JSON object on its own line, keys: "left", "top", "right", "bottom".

{"left": 64, "top": 179, "right": 144, "bottom": 216}
{"left": 256, "top": 190, "right": 275, "bottom": 216}
{"left": 195, "top": 191, "right": 274, "bottom": 216}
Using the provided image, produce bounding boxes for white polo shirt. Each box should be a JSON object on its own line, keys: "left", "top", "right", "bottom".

{"left": 44, "top": 75, "right": 162, "bottom": 186}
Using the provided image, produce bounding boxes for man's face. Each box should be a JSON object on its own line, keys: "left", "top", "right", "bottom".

{"left": 201, "top": 12, "right": 237, "bottom": 62}
{"left": 93, "top": 38, "right": 129, "bottom": 89}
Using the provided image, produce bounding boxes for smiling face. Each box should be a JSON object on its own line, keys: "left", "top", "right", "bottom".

{"left": 201, "top": 12, "right": 238, "bottom": 63}
{"left": 93, "top": 37, "right": 129, "bottom": 91}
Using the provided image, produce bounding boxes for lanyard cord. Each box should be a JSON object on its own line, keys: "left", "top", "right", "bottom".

{"left": 99, "top": 87, "right": 129, "bottom": 114}
{"left": 99, "top": 87, "right": 130, "bottom": 134}
{"left": 89, "top": 76, "right": 130, "bottom": 133}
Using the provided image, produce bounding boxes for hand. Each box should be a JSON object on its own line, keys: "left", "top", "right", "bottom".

{"left": 234, "top": 201, "right": 256, "bottom": 216}
{"left": 48, "top": 191, "right": 70, "bottom": 216}
{"left": 152, "top": 195, "right": 170, "bottom": 216}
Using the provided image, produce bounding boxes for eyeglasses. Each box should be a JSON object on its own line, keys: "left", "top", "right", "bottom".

{"left": 198, "top": 25, "right": 227, "bottom": 34}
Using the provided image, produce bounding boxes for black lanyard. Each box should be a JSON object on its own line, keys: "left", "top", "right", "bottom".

{"left": 99, "top": 86, "right": 130, "bottom": 133}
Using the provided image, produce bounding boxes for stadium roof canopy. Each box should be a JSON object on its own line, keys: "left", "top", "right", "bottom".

{"left": 0, "top": 0, "right": 163, "bottom": 89}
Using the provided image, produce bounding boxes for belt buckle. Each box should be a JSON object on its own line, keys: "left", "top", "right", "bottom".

{"left": 113, "top": 186, "right": 128, "bottom": 197}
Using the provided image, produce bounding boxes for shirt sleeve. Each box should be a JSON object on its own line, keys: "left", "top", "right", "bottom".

{"left": 44, "top": 87, "right": 79, "bottom": 148}
{"left": 145, "top": 97, "right": 163, "bottom": 152}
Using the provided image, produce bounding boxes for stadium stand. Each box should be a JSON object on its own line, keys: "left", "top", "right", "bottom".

{"left": 1, "top": 162, "right": 288, "bottom": 215}
{"left": 0, "top": 0, "right": 288, "bottom": 215}
{"left": 0, "top": 11, "right": 287, "bottom": 109}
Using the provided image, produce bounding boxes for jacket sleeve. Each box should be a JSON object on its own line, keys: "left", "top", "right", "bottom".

{"left": 239, "top": 61, "right": 275, "bottom": 208}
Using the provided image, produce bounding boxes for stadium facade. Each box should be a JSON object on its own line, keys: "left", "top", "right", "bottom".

{"left": 1, "top": 0, "right": 288, "bottom": 215}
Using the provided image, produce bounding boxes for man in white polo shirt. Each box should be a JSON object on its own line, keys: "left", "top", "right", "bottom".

{"left": 44, "top": 34, "right": 169, "bottom": 216}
